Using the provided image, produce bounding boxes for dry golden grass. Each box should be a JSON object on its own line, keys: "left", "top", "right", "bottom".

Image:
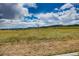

{"left": 0, "top": 27, "right": 79, "bottom": 55}
{"left": 0, "top": 40, "right": 79, "bottom": 56}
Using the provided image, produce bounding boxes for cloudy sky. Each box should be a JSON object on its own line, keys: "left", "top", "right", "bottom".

{"left": 0, "top": 3, "right": 79, "bottom": 29}
{"left": 0, "top": 3, "right": 79, "bottom": 20}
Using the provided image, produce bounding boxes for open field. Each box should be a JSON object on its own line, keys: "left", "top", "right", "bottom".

{"left": 0, "top": 27, "right": 79, "bottom": 55}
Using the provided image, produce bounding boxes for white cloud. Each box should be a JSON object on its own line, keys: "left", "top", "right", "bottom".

{"left": 15, "top": 3, "right": 37, "bottom": 19}
{"left": 34, "top": 3, "right": 79, "bottom": 26}
{"left": 0, "top": 3, "right": 79, "bottom": 29}
{"left": 23, "top": 3, "right": 37, "bottom": 8}
{"left": 59, "top": 7, "right": 77, "bottom": 20}
{"left": 16, "top": 4, "right": 29, "bottom": 18}
{"left": 0, "top": 19, "right": 39, "bottom": 29}
{"left": 36, "top": 13, "right": 53, "bottom": 19}
{"left": 60, "top": 3, "right": 73, "bottom": 10}
{"left": 35, "top": 12, "right": 61, "bottom": 25}
{"left": 54, "top": 8, "right": 59, "bottom": 10}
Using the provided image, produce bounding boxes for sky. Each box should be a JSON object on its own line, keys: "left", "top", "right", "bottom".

{"left": 26, "top": 3, "right": 65, "bottom": 13}
{"left": 0, "top": 3, "right": 79, "bottom": 19}
{"left": 0, "top": 3, "right": 79, "bottom": 29}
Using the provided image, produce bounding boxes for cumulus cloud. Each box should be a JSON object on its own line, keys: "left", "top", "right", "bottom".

{"left": 0, "top": 3, "right": 29, "bottom": 19}
{"left": 34, "top": 3, "right": 79, "bottom": 25}
{"left": 34, "top": 12, "right": 61, "bottom": 25}
{"left": 35, "top": 3, "right": 77, "bottom": 22}
{"left": 36, "top": 12, "right": 60, "bottom": 20}
{"left": 0, "top": 3, "right": 79, "bottom": 29}
{"left": 0, "top": 19, "right": 39, "bottom": 29}
{"left": 36, "top": 13, "right": 53, "bottom": 19}
{"left": 59, "top": 7, "right": 77, "bottom": 20}
{"left": 23, "top": 3, "right": 37, "bottom": 8}
{"left": 60, "top": 3, "right": 73, "bottom": 10}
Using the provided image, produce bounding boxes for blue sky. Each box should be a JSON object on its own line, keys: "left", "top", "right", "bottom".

{"left": 0, "top": 3, "right": 79, "bottom": 29}
{"left": 24, "top": 3, "right": 65, "bottom": 14}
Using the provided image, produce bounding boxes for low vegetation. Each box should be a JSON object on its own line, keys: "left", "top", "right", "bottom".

{"left": 0, "top": 26, "right": 79, "bottom": 55}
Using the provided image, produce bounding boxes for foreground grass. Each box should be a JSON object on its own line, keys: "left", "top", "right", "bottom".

{"left": 0, "top": 27, "right": 79, "bottom": 55}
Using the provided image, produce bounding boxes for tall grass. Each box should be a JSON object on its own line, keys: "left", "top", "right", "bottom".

{"left": 0, "top": 27, "right": 79, "bottom": 55}
{"left": 0, "top": 27, "right": 79, "bottom": 44}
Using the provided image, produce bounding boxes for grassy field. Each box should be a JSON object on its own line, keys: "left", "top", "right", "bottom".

{"left": 0, "top": 27, "right": 79, "bottom": 55}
